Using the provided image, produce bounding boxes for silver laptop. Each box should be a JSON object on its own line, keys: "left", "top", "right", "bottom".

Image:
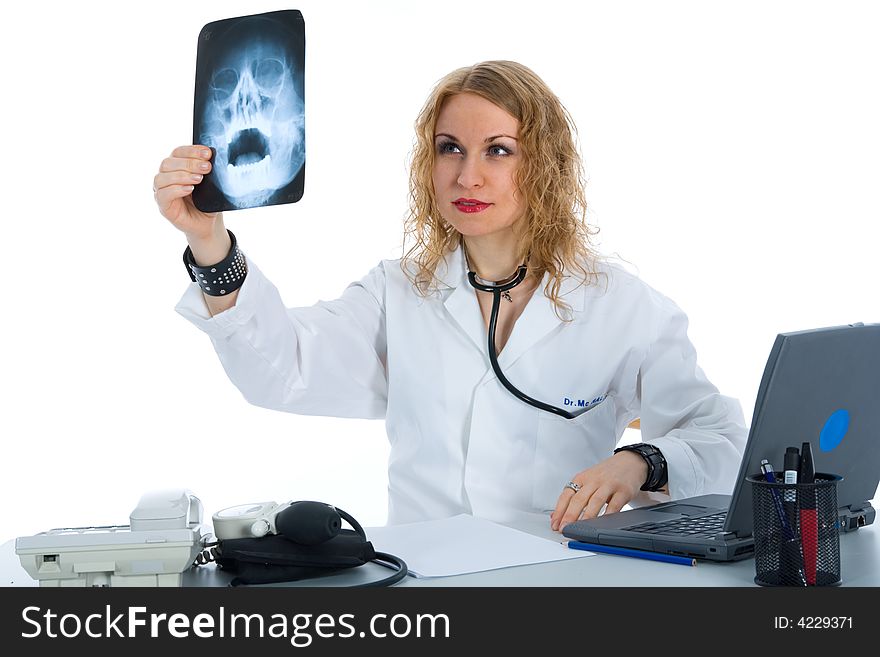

{"left": 562, "top": 323, "right": 880, "bottom": 562}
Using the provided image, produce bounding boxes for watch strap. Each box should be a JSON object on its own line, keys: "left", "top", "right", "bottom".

{"left": 613, "top": 442, "right": 668, "bottom": 492}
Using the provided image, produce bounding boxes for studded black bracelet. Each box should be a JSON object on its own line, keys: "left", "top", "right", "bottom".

{"left": 183, "top": 229, "right": 247, "bottom": 296}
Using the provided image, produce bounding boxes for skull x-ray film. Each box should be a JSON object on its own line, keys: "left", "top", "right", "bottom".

{"left": 192, "top": 10, "right": 305, "bottom": 213}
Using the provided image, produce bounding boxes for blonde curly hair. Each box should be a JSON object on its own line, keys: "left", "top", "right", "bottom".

{"left": 402, "top": 60, "right": 602, "bottom": 319}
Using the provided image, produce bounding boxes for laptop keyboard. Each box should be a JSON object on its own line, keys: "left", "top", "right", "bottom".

{"left": 625, "top": 511, "right": 727, "bottom": 537}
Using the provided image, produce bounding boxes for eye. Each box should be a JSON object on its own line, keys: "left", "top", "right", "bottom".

{"left": 488, "top": 144, "right": 513, "bottom": 157}
{"left": 437, "top": 140, "right": 462, "bottom": 155}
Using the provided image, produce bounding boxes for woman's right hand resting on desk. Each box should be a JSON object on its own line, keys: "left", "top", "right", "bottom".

{"left": 154, "top": 145, "right": 238, "bottom": 314}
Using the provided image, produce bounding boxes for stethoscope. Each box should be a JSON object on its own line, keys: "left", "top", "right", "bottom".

{"left": 465, "top": 256, "right": 606, "bottom": 420}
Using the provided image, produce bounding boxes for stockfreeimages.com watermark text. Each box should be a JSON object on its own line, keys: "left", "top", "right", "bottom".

{"left": 21, "top": 605, "right": 450, "bottom": 647}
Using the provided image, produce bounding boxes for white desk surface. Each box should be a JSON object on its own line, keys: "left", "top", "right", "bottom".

{"left": 3, "top": 515, "right": 878, "bottom": 588}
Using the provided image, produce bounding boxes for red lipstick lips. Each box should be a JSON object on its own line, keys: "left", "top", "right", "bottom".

{"left": 453, "top": 198, "right": 491, "bottom": 213}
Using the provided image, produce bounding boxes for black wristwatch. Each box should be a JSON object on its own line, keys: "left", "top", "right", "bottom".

{"left": 613, "top": 443, "right": 668, "bottom": 492}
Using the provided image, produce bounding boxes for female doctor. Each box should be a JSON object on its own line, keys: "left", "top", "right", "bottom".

{"left": 154, "top": 60, "right": 747, "bottom": 531}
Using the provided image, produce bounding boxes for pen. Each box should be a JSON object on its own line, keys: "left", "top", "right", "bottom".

{"left": 761, "top": 459, "right": 807, "bottom": 586}
{"left": 799, "top": 441, "right": 818, "bottom": 585}
{"left": 566, "top": 540, "right": 696, "bottom": 567}
{"left": 783, "top": 447, "right": 800, "bottom": 495}
{"left": 760, "top": 459, "right": 792, "bottom": 539}
{"left": 783, "top": 447, "right": 800, "bottom": 527}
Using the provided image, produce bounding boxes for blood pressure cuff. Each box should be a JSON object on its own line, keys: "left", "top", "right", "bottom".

{"left": 216, "top": 530, "right": 377, "bottom": 586}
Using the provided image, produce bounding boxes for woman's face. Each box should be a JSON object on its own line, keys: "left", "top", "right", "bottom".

{"left": 432, "top": 93, "right": 523, "bottom": 240}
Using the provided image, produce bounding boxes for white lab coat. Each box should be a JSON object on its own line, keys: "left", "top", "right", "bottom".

{"left": 176, "top": 246, "right": 747, "bottom": 525}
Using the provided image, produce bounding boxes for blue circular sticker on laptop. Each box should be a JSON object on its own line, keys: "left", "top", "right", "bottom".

{"left": 819, "top": 409, "right": 849, "bottom": 451}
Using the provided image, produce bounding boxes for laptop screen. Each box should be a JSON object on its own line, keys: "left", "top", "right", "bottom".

{"left": 724, "top": 323, "right": 880, "bottom": 536}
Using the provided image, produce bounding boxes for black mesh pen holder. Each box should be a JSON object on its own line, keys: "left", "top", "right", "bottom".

{"left": 748, "top": 473, "right": 842, "bottom": 587}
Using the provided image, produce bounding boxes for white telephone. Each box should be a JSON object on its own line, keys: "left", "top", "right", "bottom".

{"left": 15, "top": 489, "right": 210, "bottom": 587}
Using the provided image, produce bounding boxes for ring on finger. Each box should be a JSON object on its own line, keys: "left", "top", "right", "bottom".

{"left": 564, "top": 481, "right": 582, "bottom": 493}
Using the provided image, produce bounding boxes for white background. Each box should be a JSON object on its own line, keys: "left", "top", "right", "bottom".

{"left": 1, "top": 1, "right": 877, "bottom": 541}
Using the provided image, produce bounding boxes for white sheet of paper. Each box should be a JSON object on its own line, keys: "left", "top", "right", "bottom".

{"left": 364, "top": 514, "right": 593, "bottom": 578}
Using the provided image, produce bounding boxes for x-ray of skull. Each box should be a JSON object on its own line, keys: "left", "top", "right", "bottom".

{"left": 192, "top": 10, "right": 305, "bottom": 212}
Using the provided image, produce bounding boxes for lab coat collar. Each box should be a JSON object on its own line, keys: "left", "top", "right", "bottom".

{"left": 440, "top": 245, "right": 588, "bottom": 369}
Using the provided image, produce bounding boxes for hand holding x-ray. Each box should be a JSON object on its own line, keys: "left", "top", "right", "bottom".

{"left": 153, "top": 145, "right": 225, "bottom": 248}
{"left": 191, "top": 10, "right": 306, "bottom": 213}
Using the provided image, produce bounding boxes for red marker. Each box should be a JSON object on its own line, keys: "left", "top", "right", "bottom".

{"left": 798, "top": 442, "right": 817, "bottom": 585}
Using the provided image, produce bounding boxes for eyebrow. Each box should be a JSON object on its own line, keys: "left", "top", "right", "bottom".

{"left": 434, "top": 132, "right": 518, "bottom": 142}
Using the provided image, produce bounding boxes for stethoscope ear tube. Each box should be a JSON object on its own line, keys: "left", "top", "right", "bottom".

{"left": 467, "top": 266, "right": 528, "bottom": 293}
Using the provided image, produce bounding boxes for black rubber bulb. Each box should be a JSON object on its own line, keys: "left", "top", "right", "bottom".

{"left": 274, "top": 501, "right": 342, "bottom": 545}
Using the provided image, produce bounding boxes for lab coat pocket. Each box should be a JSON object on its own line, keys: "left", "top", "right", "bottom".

{"left": 532, "top": 398, "right": 617, "bottom": 512}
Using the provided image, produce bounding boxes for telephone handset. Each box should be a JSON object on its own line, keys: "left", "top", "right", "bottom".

{"left": 200, "top": 500, "right": 408, "bottom": 587}
{"left": 130, "top": 489, "right": 205, "bottom": 531}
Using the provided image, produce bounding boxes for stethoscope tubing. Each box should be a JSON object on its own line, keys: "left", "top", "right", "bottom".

{"left": 469, "top": 267, "right": 594, "bottom": 420}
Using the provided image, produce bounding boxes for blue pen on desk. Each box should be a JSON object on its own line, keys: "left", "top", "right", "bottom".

{"left": 567, "top": 541, "right": 696, "bottom": 567}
